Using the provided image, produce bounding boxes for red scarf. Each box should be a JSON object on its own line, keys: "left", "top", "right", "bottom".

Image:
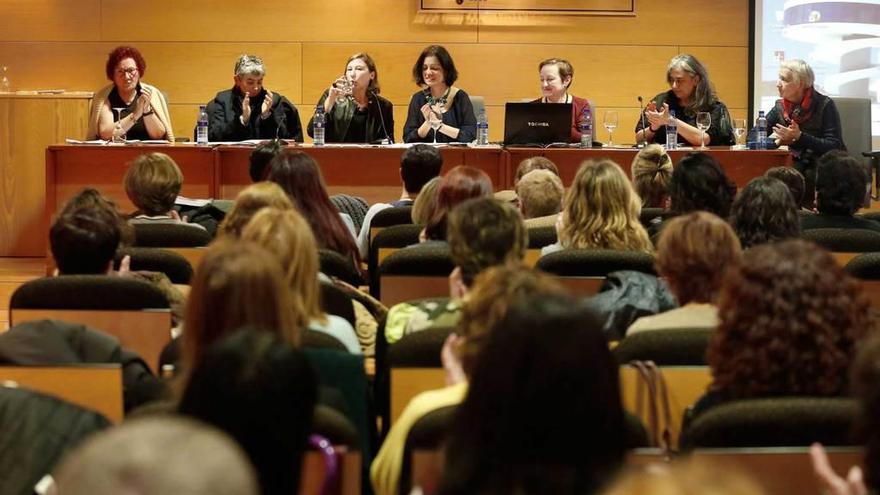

{"left": 781, "top": 86, "right": 814, "bottom": 124}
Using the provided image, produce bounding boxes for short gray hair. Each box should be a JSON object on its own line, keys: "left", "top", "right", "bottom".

{"left": 781, "top": 59, "right": 815, "bottom": 87}
{"left": 235, "top": 54, "right": 265, "bottom": 77}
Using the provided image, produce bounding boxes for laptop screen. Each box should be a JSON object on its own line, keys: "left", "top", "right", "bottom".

{"left": 503, "top": 102, "right": 572, "bottom": 146}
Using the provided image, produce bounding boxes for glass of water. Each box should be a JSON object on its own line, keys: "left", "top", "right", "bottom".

{"left": 112, "top": 107, "right": 127, "bottom": 143}
{"left": 732, "top": 118, "right": 747, "bottom": 149}
{"left": 603, "top": 110, "right": 618, "bottom": 147}
{"left": 696, "top": 112, "right": 711, "bottom": 150}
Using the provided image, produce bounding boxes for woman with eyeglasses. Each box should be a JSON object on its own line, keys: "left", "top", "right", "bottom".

{"left": 87, "top": 46, "right": 173, "bottom": 141}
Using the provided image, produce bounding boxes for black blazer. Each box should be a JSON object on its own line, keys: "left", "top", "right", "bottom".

{"left": 307, "top": 89, "right": 395, "bottom": 143}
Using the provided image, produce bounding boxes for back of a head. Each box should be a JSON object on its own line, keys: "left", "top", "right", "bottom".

{"left": 50, "top": 208, "right": 121, "bottom": 275}
{"left": 411, "top": 176, "right": 442, "bottom": 225}
{"left": 240, "top": 207, "right": 322, "bottom": 329}
{"left": 669, "top": 152, "right": 736, "bottom": 217}
{"left": 765, "top": 166, "right": 806, "bottom": 207}
{"left": 709, "top": 239, "right": 870, "bottom": 399}
{"left": 424, "top": 165, "right": 494, "bottom": 240}
{"left": 447, "top": 197, "right": 528, "bottom": 286}
{"left": 183, "top": 239, "right": 297, "bottom": 369}
{"left": 515, "top": 156, "right": 559, "bottom": 184}
{"left": 516, "top": 169, "right": 564, "bottom": 219}
{"left": 52, "top": 417, "right": 259, "bottom": 495}
{"left": 656, "top": 211, "right": 742, "bottom": 305}
{"left": 630, "top": 144, "right": 673, "bottom": 208}
{"left": 730, "top": 176, "right": 801, "bottom": 249}
{"left": 218, "top": 182, "right": 294, "bottom": 238}
{"left": 562, "top": 159, "right": 652, "bottom": 252}
{"left": 59, "top": 188, "right": 134, "bottom": 246}
{"left": 400, "top": 144, "right": 443, "bottom": 195}
{"left": 816, "top": 151, "right": 868, "bottom": 216}
{"left": 179, "top": 329, "right": 317, "bottom": 495}
{"left": 603, "top": 458, "right": 766, "bottom": 495}
{"left": 441, "top": 295, "right": 625, "bottom": 495}
{"left": 249, "top": 140, "right": 284, "bottom": 183}
{"left": 124, "top": 152, "right": 183, "bottom": 216}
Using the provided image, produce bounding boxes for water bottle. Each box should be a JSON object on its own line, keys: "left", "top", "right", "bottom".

{"left": 476, "top": 109, "right": 489, "bottom": 145}
{"left": 578, "top": 107, "right": 593, "bottom": 148}
{"left": 756, "top": 110, "right": 767, "bottom": 150}
{"left": 665, "top": 110, "right": 678, "bottom": 150}
{"left": 196, "top": 105, "right": 209, "bottom": 145}
{"left": 313, "top": 105, "right": 325, "bottom": 146}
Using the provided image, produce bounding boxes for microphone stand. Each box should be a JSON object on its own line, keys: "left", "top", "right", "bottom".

{"left": 371, "top": 88, "right": 393, "bottom": 144}
{"left": 637, "top": 96, "right": 647, "bottom": 148}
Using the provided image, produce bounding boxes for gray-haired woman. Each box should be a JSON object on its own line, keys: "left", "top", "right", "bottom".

{"left": 635, "top": 54, "right": 735, "bottom": 147}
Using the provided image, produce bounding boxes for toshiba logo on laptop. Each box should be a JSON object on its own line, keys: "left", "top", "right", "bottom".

{"left": 527, "top": 121, "right": 550, "bottom": 127}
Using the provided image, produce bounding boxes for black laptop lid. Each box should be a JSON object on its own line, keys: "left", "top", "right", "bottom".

{"left": 503, "top": 102, "right": 572, "bottom": 145}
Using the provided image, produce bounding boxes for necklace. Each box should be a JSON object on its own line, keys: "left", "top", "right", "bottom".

{"left": 426, "top": 86, "right": 451, "bottom": 108}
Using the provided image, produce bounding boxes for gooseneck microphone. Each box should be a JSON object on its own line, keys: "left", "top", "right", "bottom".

{"left": 370, "top": 88, "right": 393, "bottom": 144}
{"left": 638, "top": 96, "right": 648, "bottom": 148}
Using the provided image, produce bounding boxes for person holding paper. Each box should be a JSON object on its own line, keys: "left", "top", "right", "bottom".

{"left": 307, "top": 53, "right": 394, "bottom": 143}
{"left": 635, "top": 54, "right": 734, "bottom": 147}
{"left": 87, "top": 46, "right": 173, "bottom": 141}
{"left": 206, "top": 54, "right": 303, "bottom": 142}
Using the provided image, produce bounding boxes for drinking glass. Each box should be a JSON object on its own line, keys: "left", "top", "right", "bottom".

{"left": 733, "top": 118, "right": 747, "bottom": 149}
{"left": 112, "top": 107, "right": 127, "bottom": 143}
{"left": 429, "top": 108, "right": 443, "bottom": 144}
{"left": 603, "top": 110, "right": 618, "bottom": 147}
{"left": 696, "top": 112, "right": 711, "bottom": 150}
{"left": 336, "top": 76, "right": 353, "bottom": 104}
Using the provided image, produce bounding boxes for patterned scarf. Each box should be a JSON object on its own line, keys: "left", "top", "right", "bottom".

{"left": 782, "top": 86, "right": 814, "bottom": 124}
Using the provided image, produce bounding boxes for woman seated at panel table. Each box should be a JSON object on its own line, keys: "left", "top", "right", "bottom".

{"left": 635, "top": 54, "right": 733, "bottom": 147}
{"left": 306, "top": 53, "right": 394, "bottom": 144}
{"left": 87, "top": 46, "right": 173, "bottom": 141}
{"left": 403, "top": 45, "right": 477, "bottom": 144}
{"left": 532, "top": 58, "right": 593, "bottom": 143}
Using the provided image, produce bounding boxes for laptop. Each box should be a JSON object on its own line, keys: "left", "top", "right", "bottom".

{"left": 503, "top": 102, "right": 572, "bottom": 146}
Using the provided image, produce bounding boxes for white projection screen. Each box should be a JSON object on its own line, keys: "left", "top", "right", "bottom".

{"left": 752, "top": 0, "right": 880, "bottom": 147}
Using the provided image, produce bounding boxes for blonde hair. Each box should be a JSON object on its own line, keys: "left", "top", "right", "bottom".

{"left": 240, "top": 208, "right": 323, "bottom": 331}
{"left": 124, "top": 152, "right": 183, "bottom": 215}
{"left": 516, "top": 169, "right": 563, "bottom": 219}
{"left": 218, "top": 182, "right": 293, "bottom": 238}
{"left": 631, "top": 144, "right": 673, "bottom": 208}
{"left": 560, "top": 159, "right": 653, "bottom": 253}
{"left": 411, "top": 176, "right": 441, "bottom": 225}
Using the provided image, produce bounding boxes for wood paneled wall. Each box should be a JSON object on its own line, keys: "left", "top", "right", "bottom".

{"left": 0, "top": 0, "right": 749, "bottom": 143}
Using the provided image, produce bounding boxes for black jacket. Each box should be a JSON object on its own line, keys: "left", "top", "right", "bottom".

{"left": 307, "top": 89, "right": 394, "bottom": 143}
{"left": 766, "top": 89, "right": 845, "bottom": 169}
{"left": 206, "top": 86, "right": 303, "bottom": 142}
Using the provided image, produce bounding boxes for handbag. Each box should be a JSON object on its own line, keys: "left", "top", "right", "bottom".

{"left": 629, "top": 360, "right": 674, "bottom": 454}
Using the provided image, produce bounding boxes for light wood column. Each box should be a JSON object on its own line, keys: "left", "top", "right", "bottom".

{"left": 0, "top": 92, "right": 91, "bottom": 256}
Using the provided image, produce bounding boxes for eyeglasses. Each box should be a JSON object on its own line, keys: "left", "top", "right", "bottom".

{"left": 115, "top": 67, "right": 139, "bottom": 77}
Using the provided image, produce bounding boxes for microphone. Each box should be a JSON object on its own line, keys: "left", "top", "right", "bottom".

{"left": 638, "top": 96, "right": 647, "bottom": 148}
{"left": 370, "top": 88, "right": 393, "bottom": 144}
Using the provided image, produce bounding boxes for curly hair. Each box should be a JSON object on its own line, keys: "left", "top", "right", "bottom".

{"left": 668, "top": 152, "right": 737, "bottom": 217}
{"left": 560, "top": 159, "right": 653, "bottom": 253}
{"left": 656, "top": 211, "right": 741, "bottom": 305}
{"left": 765, "top": 166, "right": 806, "bottom": 207}
{"left": 729, "top": 176, "right": 801, "bottom": 249}
{"left": 708, "top": 239, "right": 871, "bottom": 400}
{"left": 447, "top": 197, "right": 528, "bottom": 287}
{"left": 105, "top": 46, "right": 147, "bottom": 81}
{"left": 630, "top": 144, "right": 673, "bottom": 208}
{"left": 816, "top": 151, "right": 868, "bottom": 216}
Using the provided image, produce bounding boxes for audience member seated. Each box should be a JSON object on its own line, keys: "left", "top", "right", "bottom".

{"left": 422, "top": 165, "right": 493, "bottom": 241}
{"left": 268, "top": 150, "right": 361, "bottom": 265}
{"left": 241, "top": 208, "right": 361, "bottom": 353}
{"left": 357, "top": 144, "right": 443, "bottom": 258}
{"left": 411, "top": 176, "right": 442, "bottom": 225}
{"left": 631, "top": 143, "right": 673, "bottom": 209}
{"left": 603, "top": 458, "right": 766, "bottom": 495}
{"left": 385, "top": 197, "right": 528, "bottom": 344}
{"left": 689, "top": 239, "right": 871, "bottom": 419}
{"left": 87, "top": 45, "right": 173, "bottom": 141}
{"left": 653, "top": 152, "right": 737, "bottom": 237}
{"left": 626, "top": 211, "right": 741, "bottom": 335}
{"left": 248, "top": 139, "right": 284, "bottom": 182}
{"left": 179, "top": 330, "right": 316, "bottom": 495}
{"left": 495, "top": 155, "right": 560, "bottom": 204}
{"left": 541, "top": 159, "right": 652, "bottom": 255}
{"left": 51, "top": 417, "right": 258, "bottom": 495}
{"left": 371, "top": 265, "right": 568, "bottom": 495}
{"left": 437, "top": 295, "right": 625, "bottom": 495}
{"left": 217, "top": 182, "right": 294, "bottom": 238}
{"left": 729, "top": 176, "right": 801, "bottom": 249}
{"left": 124, "top": 152, "right": 207, "bottom": 232}
{"left": 516, "top": 169, "right": 563, "bottom": 229}
{"left": 811, "top": 330, "right": 880, "bottom": 495}
{"left": 801, "top": 151, "right": 880, "bottom": 232}
{"left": 765, "top": 166, "right": 811, "bottom": 211}
{"left": 206, "top": 54, "right": 303, "bottom": 142}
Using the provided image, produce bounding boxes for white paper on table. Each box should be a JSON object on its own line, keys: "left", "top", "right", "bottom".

{"left": 175, "top": 195, "right": 212, "bottom": 207}
{"left": 65, "top": 138, "right": 107, "bottom": 145}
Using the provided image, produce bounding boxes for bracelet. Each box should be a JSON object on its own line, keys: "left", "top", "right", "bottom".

{"left": 142, "top": 110, "right": 154, "bottom": 117}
